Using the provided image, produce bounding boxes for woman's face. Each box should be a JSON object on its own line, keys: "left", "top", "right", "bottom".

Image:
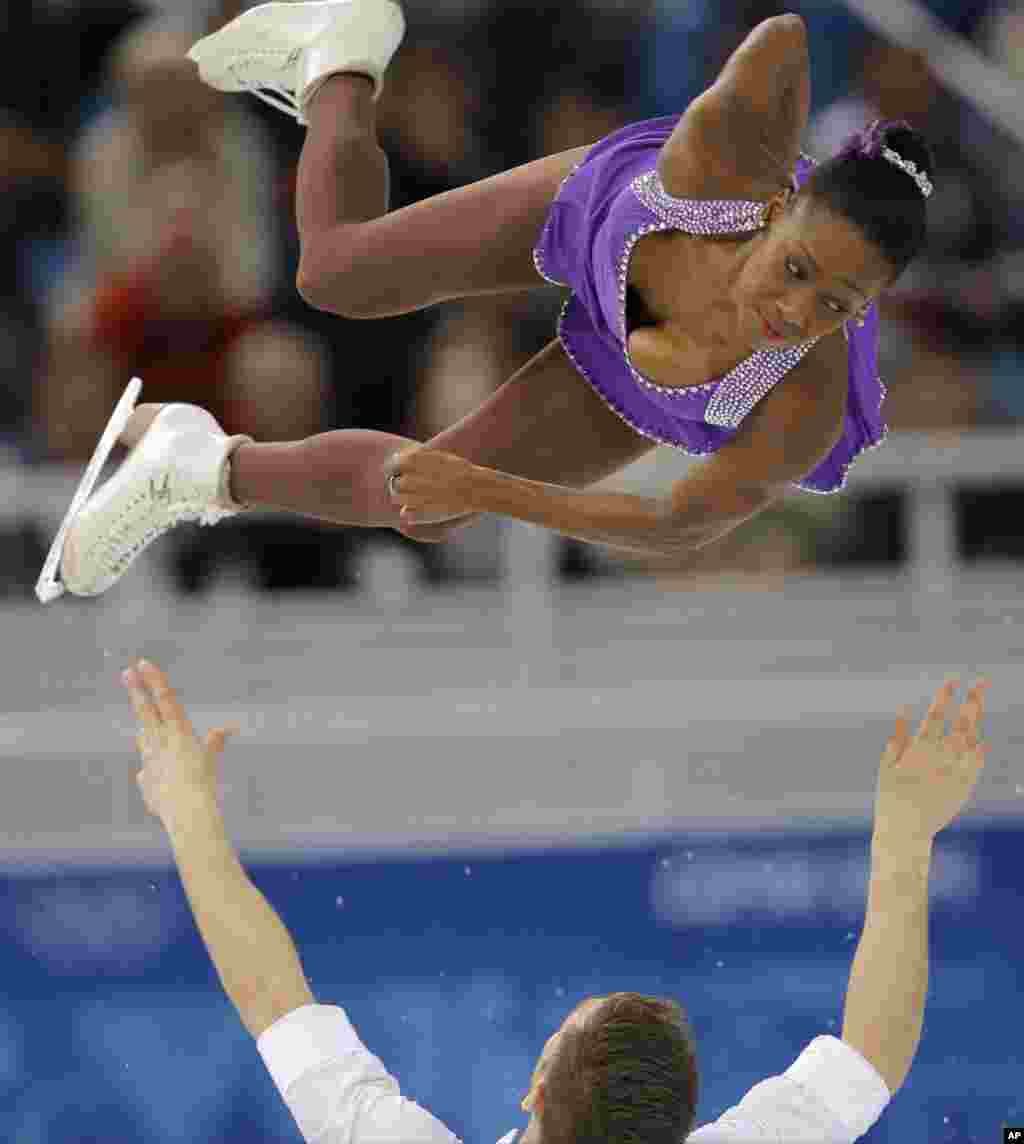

{"left": 732, "top": 194, "right": 895, "bottom": 348}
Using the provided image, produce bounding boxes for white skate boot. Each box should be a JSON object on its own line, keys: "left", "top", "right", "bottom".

{"left": 187, "top": 0, "right": 405, "bottom": 122}
{"left": 44, "top": 397, "right": 253, "bottom": 600}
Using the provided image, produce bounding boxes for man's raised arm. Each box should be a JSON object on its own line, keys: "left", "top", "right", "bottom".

{"left": 841, "top": 677, "right": 990, "bottom": 1093}
{"left": 122, "top": 659, "right": 460, "bottom": 1144}
{"left": 690, "top": 677, "right": 990, "bottom": 1141}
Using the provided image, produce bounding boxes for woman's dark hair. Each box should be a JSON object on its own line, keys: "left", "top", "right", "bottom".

{"left": 799, "top": 119, "right": 935, "bottom": 280}
{"left": 539, "top": 993, "right": 699, "bottom": 1144}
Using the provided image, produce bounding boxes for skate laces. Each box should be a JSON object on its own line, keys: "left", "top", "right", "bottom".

{"left": 228, "top": 51, "right": 303, "bottom": 120}
{"left": 97, "top": 482, "right": 235, "bottom": 583}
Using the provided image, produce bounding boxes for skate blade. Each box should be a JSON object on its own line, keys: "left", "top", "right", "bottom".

{"left": 35, "top": 377, "right": 143, "bottom": 604}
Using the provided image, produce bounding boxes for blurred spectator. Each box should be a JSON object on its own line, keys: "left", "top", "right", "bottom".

{"left": 0, "top": 113, "right": 67, "bottom": 446}
{"left": 36, "top": 17, "right": 326, "bottom": 464}
{"left": 967, "top": 0, "right": 1024, "bottom": 423}
{"left": 0, "top": 2, "right": 143, "bottom": 450}
{"left": 470, "top": 0, "right": 647, "bottom": 168}
{"left": 376, "top": 32, "right": 486, "bottom": 190}
{"left": 807, "top": 33, "right": 1009, "bottom": 435}
{"left": 986, "top": 0, "right": 1024, "bottom": 75}
{"left": 642, "top": 0, "right": 791, "bottom": 120}
{"left": 973, "top": 0, "right": 1024, "bottom": 241}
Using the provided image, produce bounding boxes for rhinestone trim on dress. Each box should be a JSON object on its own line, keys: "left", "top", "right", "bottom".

{"left": 623, "top": 169, "right": 819, "bottom": 429}
{"left": 631, "top": 169, "right": 767, "bottom": 235}
{"left": 703, "top": 340, "right": 816, "bottom": 428}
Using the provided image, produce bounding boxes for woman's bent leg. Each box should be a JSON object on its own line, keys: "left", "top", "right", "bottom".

{"left": 295, "top": 75, "right": 590, "bottom": 318}
{"left": 295, "top": 75, "right": 389, "bottom": 257}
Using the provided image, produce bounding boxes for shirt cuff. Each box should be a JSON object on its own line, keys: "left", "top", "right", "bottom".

{"left": 257, "top": 1004, "right": 366, "bottom": 1096}
{"left": 784, "top": 1036, "right": 891, "bottom": 1138}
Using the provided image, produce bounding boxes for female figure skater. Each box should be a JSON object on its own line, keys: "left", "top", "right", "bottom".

{"left": 55, "top": 3, "right": 934, "bottom": 597}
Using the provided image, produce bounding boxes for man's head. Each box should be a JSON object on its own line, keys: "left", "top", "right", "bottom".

{"left": 733, "top": 120, "right": 935, "bottom": 347}
{"left": 520, "top": 993, "right": 699, "bottom": 1144}
{"left": 111, "top": 17, "right": 224, "bottom": 162}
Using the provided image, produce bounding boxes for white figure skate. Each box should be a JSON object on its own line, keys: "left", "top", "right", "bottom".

{"left": 37, "top": 384, "right": 253, "bottom": 601}
{"left": 187, "top": 0, "right": 405, "bottom": 121}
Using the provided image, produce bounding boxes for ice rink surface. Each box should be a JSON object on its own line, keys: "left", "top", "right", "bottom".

{"left": 3, "top": 563, "right": 1022, "bottom": 863}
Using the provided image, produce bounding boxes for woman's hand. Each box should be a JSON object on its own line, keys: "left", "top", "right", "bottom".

{"left": 384, "top": 446, "right": 490, "bottom": 526}
{"left": 122, "top": 659, "right": 239, "bottom": 823}
{"left": 873, "top": 677, "right": 991, "bottom": 846}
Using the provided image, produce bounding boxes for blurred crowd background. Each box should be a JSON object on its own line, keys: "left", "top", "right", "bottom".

{"left": 5, "top": 0, "right": 1024, "bottom": 596}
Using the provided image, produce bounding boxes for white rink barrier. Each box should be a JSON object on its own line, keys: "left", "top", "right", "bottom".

{"left": 816, "top": 427, "right": 1023, "bottom": 596}
{"left": 2, "top": 429, "right": 1022, "bottom": 601}
{"left": 510, "top": 428, "right": 1024, "bottom": 601}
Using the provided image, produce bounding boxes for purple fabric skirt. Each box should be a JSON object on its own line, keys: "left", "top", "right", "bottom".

{"left": 532, "top": 115, "right": 887, "bottom": 495}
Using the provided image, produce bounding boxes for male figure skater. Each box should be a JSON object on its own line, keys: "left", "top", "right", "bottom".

{"left": 122, "top": 659, "right": 990, "bottom": 1141}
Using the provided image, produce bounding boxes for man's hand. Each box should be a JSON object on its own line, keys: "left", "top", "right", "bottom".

{"left": 122, "top": 659, "right": 239, "bottom": 822}
{"left": 874, "top": 677, "right": 991, "bottom": 845}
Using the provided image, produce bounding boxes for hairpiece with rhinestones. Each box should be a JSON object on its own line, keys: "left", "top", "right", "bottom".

{"left": 837, "top": 119, "right": 933, "bottom": 199}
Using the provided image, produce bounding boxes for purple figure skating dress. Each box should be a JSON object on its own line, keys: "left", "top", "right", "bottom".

{"left": 533, "top": 115, "right": 886, "bottom": 494}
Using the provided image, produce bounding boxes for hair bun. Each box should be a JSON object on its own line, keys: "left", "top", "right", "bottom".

{"left": 838, "top": 120, "right": 935, "bottom": 181}
{"left": 811, "top": 120, "right": 933, "bottom": 277}
{"left": 879, "top": 122, "right": 935, "bottom": 182}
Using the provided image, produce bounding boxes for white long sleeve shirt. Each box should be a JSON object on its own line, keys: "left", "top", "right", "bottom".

{"left": 257, "top": 1004, "right": 890, "bottom": 1143}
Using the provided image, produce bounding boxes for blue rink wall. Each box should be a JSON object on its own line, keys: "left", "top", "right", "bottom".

{"left": 1, "top": 825, "right": 1020, "bottom": 1143}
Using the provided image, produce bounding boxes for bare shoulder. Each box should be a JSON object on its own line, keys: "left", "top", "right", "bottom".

{"left": 782, "top": 329, "right": 849, "bottom": 440}
{"left": 665, "top": 327, "right": 847, "bottom": 527}
{"left": 792, "top": 326, "right": 850, "bottom": 387}
{"left": 725, "top": 328, "right": 848, "bottom": 487}
{"left": 657, "top": 14, "right": 810, "bottom": 200}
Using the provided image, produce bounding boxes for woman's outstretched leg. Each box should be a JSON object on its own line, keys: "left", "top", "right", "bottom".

{"left": 232, "top": 426, "right": 416, "bottom": 529}
{"left": 226, "top": 339, "right": 653, "bottom": 535}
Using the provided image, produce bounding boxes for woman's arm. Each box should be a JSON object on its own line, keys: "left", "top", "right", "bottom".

{"left": 393, "top": 332, "right": 848, "bottom": 557}
{"left": 657, "top": 14, "right": 811, "bottom": 197}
